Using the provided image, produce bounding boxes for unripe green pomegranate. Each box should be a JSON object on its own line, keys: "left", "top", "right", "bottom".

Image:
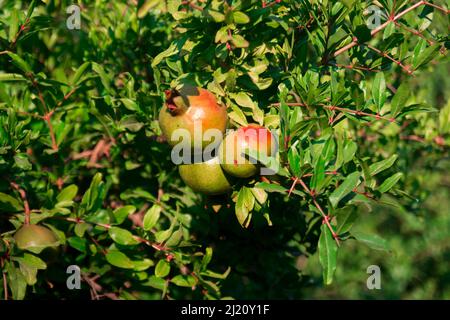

{"left": 178, "top": 156, "right": 233, "bottom": 195}
{"left": 159, "top": 86, "right": 228, "bottom": 151}
{"left": 219, "top": 124, "right": 275, "bottom": 178}
{"left": 14, "top": 224, "right": 59, "bottom": 253}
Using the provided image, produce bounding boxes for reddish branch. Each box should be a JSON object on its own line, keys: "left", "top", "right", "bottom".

{"left": 181, "top": 0, "right": 203, "bottom": 11}
{"left": 271, "top": 102, "right": 396, "bottom": 123}
{"left": 331, "top": 62, "right": 380, "bottom": 73}
{"left": 1, "top": 258, "right": 7, "bottom": 300}
{"left": 333, "top": 1, "right": 449, "bottom": 58}
{"left": 11, "top": 18, "right": 30, "bottom": 47}
{"left": 10, "top": 182, "right": 30, "bottom": 225}
{"left": 365, "top": 44, "right": 413, "bottom": 75}
{"left": 71, "top": 138, "right": 113, "bottom": 167}
{"left": 63, "top": 217, "right": 168, "bottom": 252}
{"left": 296, "top": 178, "right": 340, "bottom": 245}
{"left": 262, "top": 0, "right": 281, "bottom": 8}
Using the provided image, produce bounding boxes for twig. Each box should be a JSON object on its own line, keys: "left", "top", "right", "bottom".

{"left": 10, "top": 182, "right": 30, "bottom": 225}
{"left": 296, "top": 178, "right": 340, "bottom": 245}
{"left": 11, "top": 19, "right": 30, "bottom": 47}
{"left": 330, "top": 62, "right": 380, "bottom": 73}
{"left": 288, "top": 177, "right": 298, "bottom": 197}
{"left": 333, "top": 1, "right": 449, "bottom": 57}
{"left": 271, "top": 102, "right": 396, "bottom": 123}
{"left": 30, "top": 78, "right": 59, "bottom": 151}
{"left": 62, "top": 217, "right": 168, "bottom": 252}
{"left": 1, "top": 259, "right": 7, "bottom": 300}
{"left": 365, "top": 44, "right": 413, "bottom": 76}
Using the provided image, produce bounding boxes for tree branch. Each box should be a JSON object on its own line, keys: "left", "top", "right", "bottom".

{"left": 333, "top": 1, "right": 448, "bottom": 57}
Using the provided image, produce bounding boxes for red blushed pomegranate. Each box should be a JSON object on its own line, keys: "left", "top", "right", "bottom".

{"left": 158, "top": 86, "right": 228, "bottom": 150}
{"left": 219, "top": 124, "right": 275, "bottom": 178}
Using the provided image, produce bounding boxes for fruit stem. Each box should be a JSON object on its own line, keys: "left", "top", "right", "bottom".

{"left": 10, "top": 182, "right": 30, "bottom": 225}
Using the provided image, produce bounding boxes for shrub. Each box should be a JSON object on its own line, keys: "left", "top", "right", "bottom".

{"left": 0, "top": 0, "right": 448, "bottom": 300}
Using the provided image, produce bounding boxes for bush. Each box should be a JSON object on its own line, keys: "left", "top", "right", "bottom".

{"left": 0, "top": 0, "right": 448, "bottom": 300}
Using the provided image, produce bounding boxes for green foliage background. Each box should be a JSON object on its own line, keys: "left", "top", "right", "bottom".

{"left": 0, "top": 0, "right": 449, "bottom": 300}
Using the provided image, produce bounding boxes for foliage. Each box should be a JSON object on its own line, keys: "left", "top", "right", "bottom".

{"left": 0, "top": 0, "right": 448, "bottom": 299}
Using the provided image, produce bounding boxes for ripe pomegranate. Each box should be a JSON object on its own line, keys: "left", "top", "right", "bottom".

{"left": 14, "top": 224, "right": 59, "bottom": 253}
{"left": 219, "top": 124, "right": 275, "bottom": 178}
{"left": 158, "top": 85, "right": 228, "bottom": 150}
{"left": 178, "top": 156, "right": 233, "bottom": 195}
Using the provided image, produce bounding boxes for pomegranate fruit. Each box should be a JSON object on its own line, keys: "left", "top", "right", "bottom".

{"left": 178, "top": 156, "right": 233, "bottom": 195}
{"left": 14, "top": 224, "right": 59, "bottom": 253}
{"left": 158, "top": 85, "right": 228, "bottom": 151}
{"left": 219, "top": 124, "right": 275, "bottom": 178}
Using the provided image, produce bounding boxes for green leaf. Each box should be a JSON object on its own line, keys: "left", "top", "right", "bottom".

{"left": 155, "top": 259, "right": 171, "bottom": 278}
{"left": 6, "top": 52, "right": 32, "bottom": 73}
{"left": 235, "top": 187, "right": 253, "bottom": 228}
{"left": 329, "top": 171, "right": 361, "bottom": 208}
{"left": 143, "top": 204, "right": 161, "bottom": 231}
{"left": 165, "top": 228, "right": 183, "bottom": 247}
{"left": 0, "top": 192, "right": 23, "bottom": 211}
{"left": 71, "top": 61, "right": 90, "bottom": 85}
{"left": 108, "top": 227, "right": 139, "bottom": 246}
{"left": 336, "top": 210, "right": 358, "bottom": 234}
{"left": 26, "top": 0, "right": 37, "bottom": 19}
{"left": 233, "top": 11, "right": 250, "bottom": 24}
{"left": 56, "top": 185, "right": 78, "bottom": 203}
{"left": 138, "top": 0, "right": 160, "bottom": 18}
{"left": 143, "top": 275, "right": 166, "bottom": 290}
{"left": 9, "top": 10, "right": 19, "bottom": 42}
{"left": 369, "top": 154, "right": 398, "bottom": 176}
{"left": 133, "top": 259, "right": 154, "bottom": 271}
{"left": 390, "top": 83, "right": 409, "bottom": 117}
{"left": 288, "top": 145, "right": 302, "bottom": 177}
{"left": 171, "top": 275, "right": 197, "bottom": 287}
{"left": 318, "top": 224, "right": 338, "bottom": 285}
{"left": 377, "top": 172, "right": 403, "bottom": 193}
{"left": 67, "top": 237, "right": 87, "bottom": 252}
{"left": 105, "top": 250, "right": 135, "bottom": 269}
{"left": 413, "top": 43, "right": 440, "bottom": 70}
{"left": 0, "top": 73, "right": 26, "bottom": 82}
{"left": 232, "top": 92, "right": 256, "bottom": 109}
{"left": 92, "top": 62, "right": 113, "bottom": 93}
{"left": 151, "top": 43, "right": 178, "bottom": 67}
{"left": 113, "top": 205, "right": 136, "bottom": 225}
{"left": 6, "top": 263, "right": 27, "bottom": 300}
{"left": 14, "top": 153, "right": 32, "bottom": 170}
{"left": 74, "top": 222, "right": 90, "bottom": 237}
{"left": 208, "top": 10, "right": 225, "bottom": 23}
{"left": 201, "top": 267, "right": 231, "bottom": 280}
{"left": 352, "top": 231, "right": 390, "bottom": 251}
{"left": 372, "top": 72, "right": 386, "bottom": 112}
{"left": 80, "top": 172, "right": 105, "bottom": 214}
{"left": 231, "top": 35, "right": 249, "bottom": 48}
{"left": 228, "top": 104, "right": 248, "bottom": 127}
{"left": 255, "top": 182, "right": 287, "bottom": 194}
{"left": 251, "top": 187, "right": 268, "bottom": 205}
{"left": 201, "top": 247, "right": 213, "bottom": 270}
{"left": 311, "top": 155, "right": 326, "bottom": 193}
{"left": 13, "top": 253, "right": 46, "bottom": 270}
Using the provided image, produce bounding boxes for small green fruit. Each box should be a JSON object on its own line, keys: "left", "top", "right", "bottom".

{"left": 179, "top": 156, "right": 233, "bottom": 195}
{"left": 14, "top": 224, "right": 59, "bottom": 253}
